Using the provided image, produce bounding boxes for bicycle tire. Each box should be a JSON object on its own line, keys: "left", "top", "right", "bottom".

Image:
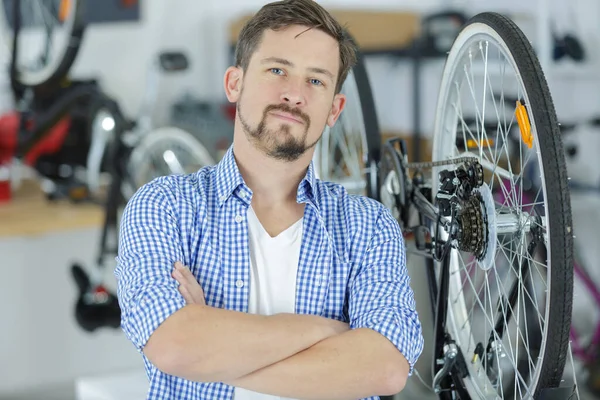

{"left": 431, "top": 12, "right": 573, "bottom": 398}
{"left": 1, "top": 0, "right": 86, "bottom": 88}
{"left": 353, "top": 47, "right": 381, "bottom": 201}
{"left": 314, "top": 36, "right": 381, "bottom": 200}
{"left": 124, "top": 126, "right": 216, "bottom": 199}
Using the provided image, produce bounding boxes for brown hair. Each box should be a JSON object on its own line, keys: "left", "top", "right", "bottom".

{"left": 234, "top": 0, "right": 357, "bottom": 94}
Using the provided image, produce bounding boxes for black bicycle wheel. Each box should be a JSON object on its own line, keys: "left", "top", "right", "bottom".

{"left": 431, "top": 12, "right": 573, "bottom": 399}
{"left": 1, "top": 0, "right": 85, "bottom": 88}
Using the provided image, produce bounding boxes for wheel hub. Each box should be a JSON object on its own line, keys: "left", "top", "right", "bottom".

{"left": 457, "top": 182, "right": 497, "bottom": 270}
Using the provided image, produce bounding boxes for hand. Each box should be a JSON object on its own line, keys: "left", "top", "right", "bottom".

{"left": 172, "top": 261, "right": 206, "bottom": 306}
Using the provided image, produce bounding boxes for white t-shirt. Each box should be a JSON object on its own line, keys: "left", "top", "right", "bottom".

{"left": 233, "top": 206, "right": 303, "bottom": 400}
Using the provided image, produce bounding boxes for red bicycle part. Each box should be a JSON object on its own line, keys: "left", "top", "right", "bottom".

{"left": 0, "top": 111, "right": 72, "bottom": 166}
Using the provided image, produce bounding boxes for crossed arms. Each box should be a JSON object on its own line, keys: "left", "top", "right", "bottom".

{"left": 115, "top": 182, "right": 423, "bottom": 400}
{"left": 143, "top": 293, "right": 408, "bottom": 399}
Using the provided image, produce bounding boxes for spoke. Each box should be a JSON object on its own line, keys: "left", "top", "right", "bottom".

{"left": 501, "top": 239, "right": 547, "bottom": 315}
{"left": 335, "top": 117, "right": 361, "bottom": 178}
{"left": 465, "top": 56, "right": 486, "bottom": 162}
{"left": 457, "top": 251, "right": 535, "bottom": 397}
{"left": 479, "top": 41, "right": 494, "bottom": 165}
{"left": 484, "top": 52, "right": 509, "bottom": 188}
{"left": 500, "top": 243, "right": 548, "bottom": 294}
{"left": 526, "top": 248, "right": 546, "bottom": 351}
{"left": 491, "top": 257, "right": 513, "bottom": 398}
{"left": 483, "top": 268, "right": 492, "bottom": 393}
{"left": 521, "top": 269, "right": 537, "bottom": 378}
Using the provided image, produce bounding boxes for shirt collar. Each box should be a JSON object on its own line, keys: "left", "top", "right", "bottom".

{"left": 214, "top": 145, "right": 319, "bottom": 210}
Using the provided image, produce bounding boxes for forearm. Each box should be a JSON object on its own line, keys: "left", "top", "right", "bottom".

{"left": 225, "top": 328, "right": 409, "bottom": 400}
{"left": 145, "top": 304, "right": 343, "bottom": 382}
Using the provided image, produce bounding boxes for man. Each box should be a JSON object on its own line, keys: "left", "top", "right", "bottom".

{"left": 115, "top": 1, "right": 424, "bottom": 399}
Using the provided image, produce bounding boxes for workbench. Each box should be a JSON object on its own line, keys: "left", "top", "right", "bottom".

{"left": 0, "top": 179, "right": 104, "bottom": 237}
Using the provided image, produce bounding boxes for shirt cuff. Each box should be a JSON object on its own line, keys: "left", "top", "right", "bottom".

{"left": 351, "top": 307, "right": 424, "bottom": 375}
{"left": 120, "top": 286, "right": 187, "bottom": 352}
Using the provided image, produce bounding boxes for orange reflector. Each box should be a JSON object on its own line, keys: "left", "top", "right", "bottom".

{"left": 59, "top": 0, "right": 71, "bottom": 22}
{"left": 516, "top": 100, "right": 533, "bottom": 149}
{"left": 466, "top": 138, "right": 494, "bottom": 149}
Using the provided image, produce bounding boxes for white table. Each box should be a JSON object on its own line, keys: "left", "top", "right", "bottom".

{"left": 75, "top": 369, "right": 149, "bottom": 400}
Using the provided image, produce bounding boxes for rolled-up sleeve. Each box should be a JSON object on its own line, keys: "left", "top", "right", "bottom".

{"left": 114, "top": 180, "right": 187, "bottom": 352}
{"left": 348, "top": 206, "right": 424, "bottom": 373}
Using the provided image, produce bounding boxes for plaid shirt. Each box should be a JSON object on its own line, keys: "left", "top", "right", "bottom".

{"left": 115, "top": 146, "right": 424, "bottom": 400}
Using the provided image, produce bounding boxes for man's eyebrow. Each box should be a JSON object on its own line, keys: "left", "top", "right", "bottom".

{"left": 308, "top": 67, "right": 335, "bottom": 81}
{"left": 261, "top": 57, "right": 294, "bottom": 67}
{"left": 261, "top": 57, "right": 335, "bottom": 81}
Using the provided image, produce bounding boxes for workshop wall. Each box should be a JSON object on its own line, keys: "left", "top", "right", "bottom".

{"left": 1, "top": 0, "right": 600, "bottom": 397}
{"left": 60, "top": 0, "right": 600, "bottom": 138}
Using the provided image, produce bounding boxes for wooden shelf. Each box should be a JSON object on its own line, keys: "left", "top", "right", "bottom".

{"left": 0, "top": 180, "right": 104, "bottom": 238}
{"left": 229, "top": 9, "right": 420, "bottom": 53}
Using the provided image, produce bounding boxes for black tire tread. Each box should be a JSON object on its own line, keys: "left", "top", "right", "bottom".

{"left": 7, "top": 0, "right": 86, "bottom": 88}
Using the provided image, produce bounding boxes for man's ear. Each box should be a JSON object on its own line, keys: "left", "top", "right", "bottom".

{"left": 326, "top": 93, "right": 346, "bottom": 127}
{"left": 224, "top": 66, "right": 243, "bottom": 102}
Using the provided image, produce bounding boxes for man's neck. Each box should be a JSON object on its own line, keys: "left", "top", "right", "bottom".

{"left": 232, "top": 136, "right": 312, "bottom": 207}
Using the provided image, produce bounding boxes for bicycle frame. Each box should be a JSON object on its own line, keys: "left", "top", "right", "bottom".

{"left": 382, "top": 137, "right": 473, "bottom": 397}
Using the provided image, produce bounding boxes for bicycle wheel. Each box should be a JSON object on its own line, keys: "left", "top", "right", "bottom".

{"left": 431, "top": 12, "right": 573, "bottom": 399}
{"left": 124, "top": 126, "right": 216, "bottom": 198}
{"left": 314, "top": 46, "right": 381, "bottom": 200}
{"left": 0, "top": 0, "right": 85, "bottom": 87}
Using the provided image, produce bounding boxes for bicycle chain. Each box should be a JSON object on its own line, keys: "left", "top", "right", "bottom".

{"left": 458, "top": 193, "right": 486, "bottom": 257}
{"left": 406, "top": 156, "right": 479, "bottom": 169}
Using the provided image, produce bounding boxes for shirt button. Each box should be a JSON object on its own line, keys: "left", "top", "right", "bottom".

{"left": 220, "top": 195, "right": 227, "bottom": 202}
{"left": 235, "top": 215, "right": 243, "bottom": 223}
{"left": 235, "top": 279, "right": 244, "bottom": 288}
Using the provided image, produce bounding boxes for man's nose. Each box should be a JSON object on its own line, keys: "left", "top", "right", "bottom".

{"left": 280, "top": 82, "right": 306, "bottom": 106}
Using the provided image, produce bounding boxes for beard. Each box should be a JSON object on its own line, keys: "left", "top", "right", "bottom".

{"left": 237, "top": 92, "right": 319, "bottom": 162}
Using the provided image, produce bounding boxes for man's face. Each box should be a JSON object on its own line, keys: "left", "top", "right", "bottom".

{"left": 226, "top": 25, "right": 346, "bottom": 162}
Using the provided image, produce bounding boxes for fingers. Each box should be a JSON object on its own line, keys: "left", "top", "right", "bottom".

{"left": 173, "top": 265, "right": 197, "bottom": 305}
{"left": 178, "top": 283, "right": 194, "bottom": 304}
{"left": 173, "top": 262, "right": 195, "bottom": 284}
{"left": 171, "top": 261, "right": 206, "bottom": 306}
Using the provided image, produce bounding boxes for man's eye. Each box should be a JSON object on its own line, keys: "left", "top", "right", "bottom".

{"left": 310, "top": 79, "right": 323, "bottom": 86}
{"left": 270, "top": 68, "right": 284, "bottom": 75}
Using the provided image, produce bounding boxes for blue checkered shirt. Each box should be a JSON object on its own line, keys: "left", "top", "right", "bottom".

{"left": 115, "top": 146, "right": 424, "bottom": 400}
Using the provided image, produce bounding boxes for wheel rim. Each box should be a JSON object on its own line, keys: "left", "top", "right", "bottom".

{"left": 1, "top": 0, "right": 82, "bottom": 86}
{"left": 432, "top": 21, "right": 553, "bottom": 399}
{"left": 125, "top": 127, "right": 215, "bottom": 198}
{"left": 314, "top": 69, "right": 369, "bottom": 195}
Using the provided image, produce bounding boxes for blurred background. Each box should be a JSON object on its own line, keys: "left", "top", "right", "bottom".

{"left": 1, "top": 0, "right": 599, "bottom": 399}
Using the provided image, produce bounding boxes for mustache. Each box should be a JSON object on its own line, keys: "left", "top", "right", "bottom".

{"left": 263, "top": 104, "right": 310, "bottom": 126}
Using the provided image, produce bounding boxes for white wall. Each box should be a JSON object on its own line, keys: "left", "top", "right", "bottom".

{"left": 3, "top": 0, "right": 600, "bottom": 136}
{"left": 0, "top": 227, "right": 141, "bottom": 396}
{"left": 56, "top": 0, "right": 600, "bottom": 140}
{"left": 62, "top": 0, "right": 449, "bottom": 132}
